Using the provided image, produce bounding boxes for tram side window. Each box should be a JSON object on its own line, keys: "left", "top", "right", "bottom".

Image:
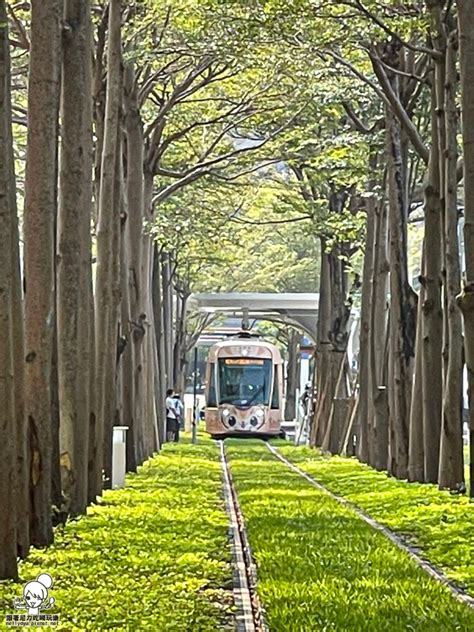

{"left": 271, "top": 366, "right": 279, "bottom": 409}
{"left": 207, "top": 365, "right": 217, "bottom": 407}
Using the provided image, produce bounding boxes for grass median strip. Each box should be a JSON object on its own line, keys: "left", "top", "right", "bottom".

{"left": 277, "top": 442, "right": 474, "bottom": 595}
{"left": 0, "top": 438, "right": 233, "bottom": 631}
{"left": 226, "top": 440, "right": 474, "bottom": 632}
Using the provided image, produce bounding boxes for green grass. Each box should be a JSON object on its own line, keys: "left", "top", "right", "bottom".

{"left": 226, "top": 440, "right": 474, "bottom": 632}
{"left": 277, "top": 443, "right": 474, "bottom": 594}
{"left": 0, "top": 438, "right": 233, "bottom": 631}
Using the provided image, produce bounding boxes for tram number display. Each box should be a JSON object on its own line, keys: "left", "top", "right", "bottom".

{"left": 224, "top": 358, "right": 264, "bottom": 366}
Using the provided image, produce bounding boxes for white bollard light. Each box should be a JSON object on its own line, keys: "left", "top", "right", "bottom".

{"left": 112, "top": 426, "right": 128, "bottom": 489}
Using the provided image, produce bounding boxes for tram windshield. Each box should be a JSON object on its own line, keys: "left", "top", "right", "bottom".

{"left": 218, "top": 358, "right": 272, "bottom": 407}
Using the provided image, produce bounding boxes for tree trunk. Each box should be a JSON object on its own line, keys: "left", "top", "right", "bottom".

{"left": 173, "top": 290, "right": 189, "bottom": 393}
{"left": 284, "top": 329, "right": 300, "bottom": 421}
{"left": 50, "top": 323, "right": 62, "bottom": 511}
{"left": 153, "top": 245, "right": 168, "bottom": 445}
{"left": 87, "top": 277, "right": 97, "bottom": 503}
{"left": 145, "top": 181, "right": 161, "bottom": 454}
{"left": 119, "top": 154, "right": 135, "bottom": 452}
{"left": 5, "top": 23, "right": 29, "bottom": 558}
{"left": 369, "top": 199, "right": 389, "bottom": 470}
{"left": 310, "top": 246, "right": 331, "bottom": 446}
{"left": 322, "top": 351, "right": 348, "bottom": 453}
{"left": 0, "top": 2, "right": 20, "bottom": 578}
{"left": 358, "top": 191, "right": 376, "bottom": 462}
{"left": 57, "top": 0, "right": 94, "bottom": 516}
{"left": 386, "top": 105, "right": 417, "bottom": 479}
{"left": 439, "top": 30, "right": 464, "bottom": 491}
{"left": 408, "top": 275, "right": 425, "bottom": 482}
{"left": 421, "top": 82, "right": 443, "bottom": 483}
{"left": 24, "top": 0, "right": 62, "bottom": 546}
{"left": 93, "top": 0, "right": 122, "bottom": 496}
{"left": 457, "top": 0, "right": 474, "bottom": 496}
{"left": 162, "top": 252, "right": 174, "bottom": 390}
{"left": 124, "top": 63, "right": 144, "bottom": 469}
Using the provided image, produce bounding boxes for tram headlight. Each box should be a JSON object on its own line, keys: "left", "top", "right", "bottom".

{"left": 228, "top": 415, "right": 237, "bottom": 427}
{"left": 222, "top": 408, "right": 230, "bottom": 418}
{"left": 256, "top": 408, "right": 264, "bottom": 419}
{"left": 250, "top": 416, "right": 258, "bottom": 427}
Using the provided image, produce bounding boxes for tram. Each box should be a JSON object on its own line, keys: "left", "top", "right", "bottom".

{"left": 204, "top": 333, "right": 283, "bottom": 437}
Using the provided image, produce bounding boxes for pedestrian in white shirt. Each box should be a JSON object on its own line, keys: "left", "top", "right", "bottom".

{"left": 166, "top": 389, "right": 178, "bottom": 442}
{"left": 173, "top": 394, "right": 184, "bottom": 442}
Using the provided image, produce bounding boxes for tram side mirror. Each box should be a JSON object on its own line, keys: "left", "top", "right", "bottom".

{"left": 199, "top": 410, "right": 205, "bottom": 420}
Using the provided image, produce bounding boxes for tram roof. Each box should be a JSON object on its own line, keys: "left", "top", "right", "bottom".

{"left": 207, "top": 336, "right": 282, "bottom": 362}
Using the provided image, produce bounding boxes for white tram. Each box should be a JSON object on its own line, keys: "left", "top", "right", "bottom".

{"left": 204, "top": 333, "right": 283, "bottom": 437}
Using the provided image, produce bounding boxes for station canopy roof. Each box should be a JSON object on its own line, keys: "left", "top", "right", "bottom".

{"left": 188, "top": 293, "right": 319, "bottom": 341}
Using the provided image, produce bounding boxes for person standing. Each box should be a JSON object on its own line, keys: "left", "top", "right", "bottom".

{"left": 172, "top": 393, "right": 184, "bottom": 442}
{"left": 166, "top": 389, "right": 178, "bottom": 442}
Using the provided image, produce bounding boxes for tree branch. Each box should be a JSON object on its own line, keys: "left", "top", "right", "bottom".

{"left": 369, "top": 50, "right": 429, "bottom": 163}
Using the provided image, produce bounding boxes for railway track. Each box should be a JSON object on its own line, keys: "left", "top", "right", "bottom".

{"left": 265, "top": 441, "right": 474, "bottom": 611}
{"left": 220, "top": 437, "right": 474, "bottom": 631}
{"left": 218, "top": 440, "right": 268, "bottom": 632}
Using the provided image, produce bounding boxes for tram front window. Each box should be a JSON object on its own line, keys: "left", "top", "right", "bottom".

{"left": 218, "top": 358, "right": 272, "bottom": 407}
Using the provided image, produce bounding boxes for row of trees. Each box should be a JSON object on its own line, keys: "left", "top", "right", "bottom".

{"left": 149, "top": 0, "right": 474, "bottom": 499}
{"left": 282, "top": 0, "right": 474, "bottom": 495}
{"left": 0, "top": 0, "right": 324, "bottom": 580}
{"left": 2, "top": 0, "right": 474, "bottom": 581}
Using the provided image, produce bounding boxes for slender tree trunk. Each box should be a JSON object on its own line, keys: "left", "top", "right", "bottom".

{"left": 171, "top": 290, "right": 190, "bottom": 397}
{"left": 24, "top": 0, "right": 62, "bottom": 546}
{"left": 408, "top": 274, "right": 425, "bottom": 482}
{"left": 176, "top": 293, "right": 190, "bottom": 395}
{"left": 57, "top": 0, "right": 94, "bottom": 516}
{"left": 284, "top": 330, "right": 300, "bottom": 421}
{"left": 124, "top": 63, "right": 144, "bottom": 469}
{"left": 310, "top": 246, "right": 331, "bottom": 446}
{"left": 0, "top": 2, "right": 19, "bottom": 578}
{"left": 146, "top": 243, "right": 160, "bottom": 452}
{"left": 162, "top": 253, "right": 173, "bottom": 390}
{"left": 93, "top": 0, "right": 122, "bottom": 496}
{"left": 50, "top": 324, "right": 62, "bottom": 511}
{"left": 105, "top": 120, "right": 124, "bottom": 480}
{"left": 153, "top": 246, "right": 167, "bottom": 445}
{"left": 5, "top": 23, "right": 29, "bottom": 558}
{"left": 141, "top": 174, "right": 159, "bottom": 455}
{"left": 386, "top": 105, "right": 417, "bottom": 479}
{"left": 439, "top": 30, "right": 464, "bottom": 490}
{"left": 457, "top": 0, "right": 474, "bottom": 496}
{"left": 173, "top": 290, "right": 189, "bottom": 393}
{"left": 12, "top": 177, "right": 29, "bottom": 559}
{"left": 119, "top": 154, "right": 135, "bottom": 451}
{"left": 92, "top": 8, "right": 108, "bottom": 213}
{"left": 358, "top": 191, "right": 377, "bottom": 463}
{"left": 421, "top": 83, "right": 443, "bottom": 483}
{"left": 87, "top": 280, "right": 97, "bottom": 503}
{"left": 370, "top": 198, "right": 390, "bottom": 470}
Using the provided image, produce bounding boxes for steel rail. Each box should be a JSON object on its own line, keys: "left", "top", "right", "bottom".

{"left": 218, "top": 440, "right": 268, "bottom": 632}
{"left": 266, "top": 442, "right": 474, "bottom": 611}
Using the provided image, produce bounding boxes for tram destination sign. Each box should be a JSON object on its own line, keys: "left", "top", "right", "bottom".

{"left": 224, "top": 358, "right": 265, "bottom": 365}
